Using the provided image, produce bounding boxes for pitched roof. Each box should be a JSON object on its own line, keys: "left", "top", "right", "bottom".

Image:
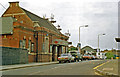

{"left": 21, "top": 8, "right": 61, "bottom": 34}
{"left": 81, "top": 46, "right": 96, "bottom": 52}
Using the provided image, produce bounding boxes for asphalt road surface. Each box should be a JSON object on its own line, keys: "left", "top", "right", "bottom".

{"left": 2, "top": 60, "right": 108, "bottom": 75}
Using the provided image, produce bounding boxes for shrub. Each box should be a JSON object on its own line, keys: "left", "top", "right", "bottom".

{"left": 106, "top": 52, "right": 114, "bottom": 59}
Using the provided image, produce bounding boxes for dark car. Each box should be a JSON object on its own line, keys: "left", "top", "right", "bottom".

{"left": 69, "top": 51, "right": 83, "bottom": 62}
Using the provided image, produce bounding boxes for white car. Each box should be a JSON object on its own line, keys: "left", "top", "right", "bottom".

{"left": 71, "top": 56, "right": 75, "bottom": 62}
{"left": 58, "top": 53, "right": 75, "bottom": 63}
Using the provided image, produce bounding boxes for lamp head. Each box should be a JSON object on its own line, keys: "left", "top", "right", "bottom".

{"left": 85, "top": 25, "right": 88, "bottom": 27}
{"left": 103, "top": 33, "right": 105, "bottom": 35}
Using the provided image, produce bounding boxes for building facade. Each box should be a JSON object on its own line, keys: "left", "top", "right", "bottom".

{"left": 81, "top": 46, "right": 97, "bottom": 55}
{"left": 0, "top": 1, "right": 69, "bottom": 63}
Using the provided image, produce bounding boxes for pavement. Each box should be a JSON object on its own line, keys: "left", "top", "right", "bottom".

{"left": 93, "top": 59, "right": 119, "bottom": 77}
{"left": 0, "top": 61, "right": 59, "bottom": 71}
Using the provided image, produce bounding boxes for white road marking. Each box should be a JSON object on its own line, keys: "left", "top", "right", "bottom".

{"left": 29, "top": 71, "right": 42, "bottom": 75}
{"left": 95, "top": 71, "right": 102, "bottom": 75}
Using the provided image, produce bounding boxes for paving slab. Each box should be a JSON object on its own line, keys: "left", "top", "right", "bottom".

{"left": 94, "top": 59, "right": 119, "bottom": 76}
{"left": 0, "top": 61, "right": 59, "bottom": 71}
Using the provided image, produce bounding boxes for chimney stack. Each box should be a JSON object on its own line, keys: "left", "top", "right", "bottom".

{"left": 9, "top": 1, "right": 19, "bottom": 7}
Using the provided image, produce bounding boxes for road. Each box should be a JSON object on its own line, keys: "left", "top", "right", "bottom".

{"left": 2, "top": 60, "right": 108, "bottom": 76}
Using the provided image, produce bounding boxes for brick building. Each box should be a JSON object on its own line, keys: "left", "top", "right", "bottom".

{"left": 81, "top": 46, "right": 96, "bottom": 55}
{"left": 0, "top": 1, "right": 69, "bottom": 63}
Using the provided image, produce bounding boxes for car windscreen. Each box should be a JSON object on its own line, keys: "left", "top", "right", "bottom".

{"left": 83, "top": 55, "right": 88, "bottom": 56}
{"left": 61, "top": 54, "right": 68, "bottom": 56}
{"left": 70, "top": 52, "right": 77, "bottom": 56}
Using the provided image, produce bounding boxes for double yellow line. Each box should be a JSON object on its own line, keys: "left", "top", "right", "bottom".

{"left": 93, "top": 60, "right": 110, "bottom": 70}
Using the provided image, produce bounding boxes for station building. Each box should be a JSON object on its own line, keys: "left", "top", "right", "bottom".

{"left": 0, "top": 1, "right": 69, "bottom": 64}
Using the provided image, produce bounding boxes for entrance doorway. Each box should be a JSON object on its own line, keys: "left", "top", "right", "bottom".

{"left": 52, "top": 45, "right": 56, "bottom": 61}
{"left": 57, "top": 46, "right": 62, "bottom": 60}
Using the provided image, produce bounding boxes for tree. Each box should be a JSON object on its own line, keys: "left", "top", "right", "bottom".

{"left": 106, "top": 52, "right": 114, "bottom": 59}
{"left": 68, "top": 46, "right": 78, "bottom": 52}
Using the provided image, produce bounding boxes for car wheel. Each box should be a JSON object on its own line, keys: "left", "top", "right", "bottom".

{"left": 74, "top": 60, "right": 76, "bottom": 62}
{"left": 59, "top": 61, "right": 61, "bottom": 63}
{"left": 68, "top": 60, "right": 71, "bottom": 63}
{"left": 74, "top": 59, "right": 76, "bottom": 62}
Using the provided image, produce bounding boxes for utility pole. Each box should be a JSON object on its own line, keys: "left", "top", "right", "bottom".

{"left": 78, "top": 25, "right": 88, "bottom": 54}
{"left": 97, "top": 33, "right": 105, "bottom": 58}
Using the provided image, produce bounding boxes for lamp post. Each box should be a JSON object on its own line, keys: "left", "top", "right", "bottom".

{"left": 65, "top": 30, "right": 71, "bottom": 53}
{"left": 78, "top": 25, "right": 88, "bottom": 54}
{"left": 97, "top": 33, "right": 105, "bottom": 58}
{"left": 116, "top": 42, "right": 118, "bottom": 56}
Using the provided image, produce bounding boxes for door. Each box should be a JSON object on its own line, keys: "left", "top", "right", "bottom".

{"left": 52, "top": 45, "right": 56, "bottom": 61}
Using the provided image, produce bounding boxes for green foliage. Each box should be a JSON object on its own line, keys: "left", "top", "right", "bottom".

{"left": 67, "top": 51, "right": 69, "bottom": 53}
{"left": 106, "top": 52, "right": 114, "bottom": 59}
{"left": 68, "top": 46, "right": 78, "bottom": 52}
{"left": 92, "top": 52, "right": 96, "bottom": 55}
{"left": 71, "top": 47, "right": 78, "bottom": 50}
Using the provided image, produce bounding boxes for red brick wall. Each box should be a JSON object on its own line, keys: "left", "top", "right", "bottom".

{"left": 2, "top": 2, "right": 34, "bottom": 48}
{"left": 28, "top": 55, "right": 35, "bottom": 62}
{"left": 38, "top": 54, "right": 51, "bottom": 62}
{"left": 1, "top": 2, "right": 68, "bottom": 63}
{"left": 3, "top": 8, "right": 33, "bottom": 29}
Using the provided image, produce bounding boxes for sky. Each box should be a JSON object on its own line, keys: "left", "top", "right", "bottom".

{"left": 0, "top": 0, "right": 119, "bottom": 50}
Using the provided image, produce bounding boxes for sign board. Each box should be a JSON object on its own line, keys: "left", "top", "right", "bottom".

{"left": 52, "top": 39, "right": 68, "bottom": 46}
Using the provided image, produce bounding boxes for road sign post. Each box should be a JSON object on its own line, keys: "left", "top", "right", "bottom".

{"left": 78, "top": 43, "right": 81, "bottom": 54}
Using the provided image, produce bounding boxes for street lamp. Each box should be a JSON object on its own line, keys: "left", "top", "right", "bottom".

{"left": 78, "top": 25, "right": 88, "bottom": 54}
{"left": 116, "top": 42, "right": 118, "bottom": 56}
{"left": 79, "top": 25, "right": 88, "bottom": 43}
{"left": 98, "top": 33, "right": 105, "bottom": 51}
{"left": 97, "top": 33, "right": 105, "bottom": 58}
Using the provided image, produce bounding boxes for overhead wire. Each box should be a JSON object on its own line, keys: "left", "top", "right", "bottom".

{"left": 0, "top": 3, "right": 6, "bottom": 9}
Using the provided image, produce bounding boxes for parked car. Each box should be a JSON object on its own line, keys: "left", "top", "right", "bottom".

{"left": 91, "top": 55, "right": 96, "bottom": 60}
{"left": 83, "top": 55, "right": 92, "bottom": 60}
{"left": 58, "top": 53, "right": 75, "bottom": 63}
{"left": 71, "top": 56, "right": 76, "bottom": 62}
{"left": 69, "top": 51, "right": 83, "bottom": 62}
{"left": 113, "top": 55, "right": 119, "bottom": 59}
{"left": 94, "top": 56, "right": 98, "bottom": 59}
